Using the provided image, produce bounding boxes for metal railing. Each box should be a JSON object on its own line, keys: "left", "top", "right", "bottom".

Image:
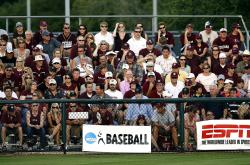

{"left": 0, "top": 97, "right": 249, "bottom": 154}
{"left": 0, "top": 15, "right": 249, "bottom": 50}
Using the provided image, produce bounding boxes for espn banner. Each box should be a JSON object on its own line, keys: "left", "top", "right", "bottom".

{"left": 196, "top": 120, "right": 250, "bottom": 150}
{"left": 82, "top": 125, "right": 151, "bottom": 153}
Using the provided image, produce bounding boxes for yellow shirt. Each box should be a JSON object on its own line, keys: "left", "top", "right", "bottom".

{"left": 165, "top": 70, "right": 188, "bottom": 83}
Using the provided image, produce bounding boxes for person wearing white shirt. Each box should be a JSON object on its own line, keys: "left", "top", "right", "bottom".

{"left": 94, "top": 21, "right": 114, "bottom": 50}
{"left": 155, "top": 46, "right": 177, "bottom": 76}
{"left": 199, "top": 21, "right": 218, "bottom": 50}
{"left": 164, "top": 72, "right": 184, "bottom": 98}
{"left": 127, "top": 27, "right": 146, "bottom": 57}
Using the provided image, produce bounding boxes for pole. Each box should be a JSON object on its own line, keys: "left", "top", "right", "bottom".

{"left": 61, "top": 103, "right": 67, "bottom": 154}
{"left": 26, "top": 0, "right": 31, "bottom": 30}
{"left": 65, "top": 0, "right": 70, "bottom": 24}
{"left": 152, "top": 0, "right": 158, "bottom": 37}
{"left": 179, "top": 102, "right": 185, "bottom": 152}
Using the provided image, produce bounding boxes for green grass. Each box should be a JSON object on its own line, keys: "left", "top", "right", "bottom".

{"left": 0, "top": 152, "right": 250, "bottom": 165}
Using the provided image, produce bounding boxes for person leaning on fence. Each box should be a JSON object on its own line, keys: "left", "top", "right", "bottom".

{"left": 47, "top": 103, "right": 61, "bottom": 147}
{"left": 152, "top": 103, "right": 179, "bottom": 151}
{"left": 26, "top": 103, "right": 46, "bottom": 150}
{"left": 125, "top": 84, "right": 154, "bottom": 125}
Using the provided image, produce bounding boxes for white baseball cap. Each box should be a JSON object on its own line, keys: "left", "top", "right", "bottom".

{"left": 105, "top": 71, "right": 113, "bottom": 78}
{"left": 52, "top": 57, "right": 61, "bottom": 64}
{"left": 219, "top": 52, "right": 227, "bottom": 58}
{"left": 109, "top": 79, "right": 117, "bottom": 85}
{"left": 34, "top": 55, "right": 44, "bottom": 61}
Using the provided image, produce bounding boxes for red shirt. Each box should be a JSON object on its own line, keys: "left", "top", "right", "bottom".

{"left": 1, "top": 110, "right": 21, "bottom": 125}
{"left": 194, "top": 42, "right": 208, "bottom": 56}
{"left": 139, "top": 48, "right": 161, "bottom": 57}
{"left": 213, "top": 37, "right": 234, "bottom": 52}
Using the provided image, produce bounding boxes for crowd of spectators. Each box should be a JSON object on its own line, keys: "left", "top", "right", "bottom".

{"left": 0, "top": 20, "right": 249, "bottom": 151}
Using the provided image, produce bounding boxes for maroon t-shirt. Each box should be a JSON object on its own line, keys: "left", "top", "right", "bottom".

{"left": 139, "top": 48, "right": 161, "bottom": 57}
{"left": 72, "top": 77, "right": 85, "bottom": 91}
{"left": 154, "top": 31, "right": 175, "bottom": 46}
{"left": 142, "top": 71, "right": 163, "bottom": 85}
{"left": 31, "top": 65, "right": 48, "bottom": 85}
{"left": 61, "top": 83, "right": 78, "bottom": 96}
{"left": 228, "top": 33, "right": 241, "bottom": 48}
{"left": 148, "top": 90, "right": 163, "bottom": 98}
{"left": 56, "top": 33, "right": 77, "bottom": 50}
{"left": 124, "top": 90, "right": 135, "bottom": 99}
{"left": 93, "top": 72, "right": 106, "bottom": 84}
{"left": 142, "top": 81, "right": 156, "bottom": 96}
{"left": 185, "top": 55, "right": 201, "bottom": 76}
{"left": 224, "top": 72, "right": 238, "bottom": 85}
{"left": 212, "top": 37, "right": 233, "bottom": 52}
{"left": 70, "top": 44, "right": 92, "bottom": 60}
{"left": 13, "top": 69, "right": 24, "bottom": 90}
{"left": 210, "top": 56, "right": 220, "bottom": 73}
{"left": 194, "top": 42, "right": 208, "bottom": 56}
{"left": 180, "top": 33, "right": 197, "bottom": 47}
{"left": 212, "top": 64, "right": 228, "bottom": 75}
{"left": 1, "top": 110, "right": 21, "bottom": 124}
{"left": 29, "top": 110, "right": 42, "bottom": 125}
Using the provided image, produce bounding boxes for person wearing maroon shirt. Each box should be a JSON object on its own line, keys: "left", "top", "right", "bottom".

{"left": 209, "top": 46, "right": 220, "bottom": 73}
{"left": 212, "top": 52, "right": 228, "bottom": 75}
{"left": 213, "top": 28, "right": 234, "bottom": 56}
{"left": 228, "top": 23, "right": 244, "bottom": 49}
{"left": 142, "top": 61, "right": 163, "bottom": 85}
{"left": 24, "top": 47, "right": 49, "bottom": 68}
{"left": 180, "top": 24, "right": 197, "bottom": 48}
{"left": 138, "top": 39, "right": 161, "bottom": 59}
{"left": 124, "top": 81, "right": 137, "bottom": 99}
{"left": 71, "top": 68, "right": 85, "bottom": 92}
{"left": 143, "top": 72, "right": 156, "bottom": 97}
{"left": 1, "top": 104, "right": 23, "bottom": 147}
{"left": 66, "top": 102, "right": 84, "bottom": 145}
{"left": 193, "top": 34, "right": 208, "bottom": 57}
{"left": 33, "top": 20, "right": 53, "bottom": 46}
{"left": 225, "top": 63, "right": 238, "bottom": 85}
{"left": 99, "top": 104, "right": 113, "bottom": 125}
{"left": 0, "top": 65, "right": 16, "bottom": 90}
{"left": 155, "top": 22, "right": 175, "bottom": 48}
{"left": 185, "top": 45, "right": 201, "bottom": 76}
{"left": 31, "top": 55, "right": 48, "bottom": 86}
{"left": 51, "top": 57, "right": 66, "bottom": 86}
{"left": 148, "top": 79, "right": 164, "bottom": 98}
{"left": 93, "top": 64, "right": 108, "bottom": 84}
{"left": 26, "top": 103, "right": 46, "bottom": 149}
{"left": 61, "top": 73, "right": 78, "bottom": 98}
{"left": 57, "top": 23, "right": 77, "bottom": 58}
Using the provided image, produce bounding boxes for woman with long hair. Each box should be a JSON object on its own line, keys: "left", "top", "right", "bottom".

{"left": 112, "top": 22, "right": 130, "bottom": 51}
{"left": 76, "top": 24, "right": 88, "bottom": 38}
{"left": 14, "top": 38, "right": 30, "bottom": 60}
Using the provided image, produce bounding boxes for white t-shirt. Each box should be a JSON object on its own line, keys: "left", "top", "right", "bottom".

{"left": 94, "top": 32, "right": 114, "bottom": 47}
{"left": 195, "top": 73, "right": 217, "bottom": 92}
{"left": 155, "top": 55, "right": 177, "bottom": 76}
{"left": 0, "top": 91, "right": 18, "bottom": 99}
{"left": 105, "top": 89, "right": 123, "bottom": 99}
{"left": 127, "top": 37, "right": 146, "bottom": 57}
{"left": 164, "top": 81, "right": 184, "bottom": 98}
{"left": 200, "top": 30, "right": 218, "bottom": 47}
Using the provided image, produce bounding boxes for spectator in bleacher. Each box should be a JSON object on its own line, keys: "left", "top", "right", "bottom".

{"left": 71, "top": 68, "right": 85, "bottom": 92}
{"left": 0, "top": 66, "right": 16, "bottom": 91}
{"left": 1, "top": 44, "right": 16, "bottom": 67}
{"left": 148, "top": 79, "right": 164, "bottom": 99}
{"left": 33, "top": 20, "right": 53, "bottom": 46}
{"left": 230, "top": 47, "right": 242, "bottom": 66}
{"left": 24, "top": 30, "right": 35, "bottom": 55}
{"left": 193, "top": 34, "right": 208, "bottom": 57}
{"left": 0, "top": 38, "right": 7, "bottom": 57}
{"left": 31, "top": 55, "right": 48, "bottom": 86}
{"left": 94, "top": 21, "right": 114, "bottom": 50}
{"left": 113, "top": 22, "right": 130, "bottom": 52}
{"left": 124, "top": 81, "right": 137, "bottom": 99}
{"left": 199, "top": 21, "right": 218, "bottom": 52}
{"left": 186, "top": 73, "right": 206, "bottom": 96}
{"left": 1, "top": 100, "right": 23, "bottom": 148}
{"left": 141, "top": 61, "right": 163, "bottom": 84}
{"left": 138, "top": 39, "right": 161, "bottom": 60}
{"left": 152, "top": 103, "right": 179, "bottom": 150}
{"left": 184, "top": 105, "right": 199, "bottom": 151}
{"left": 165, "top": 63, "right": 188, "bottom": 83}
{"left": 228, "top": 23, "right": 244, "bottom": 49}
{"left": 180, "top": 24, "right": 196, "bottom": 49}
{"left": 236, "top": 50, "right": 250, "bottom": 76}
{"left": 155, "top": 46, "right": 177, "bottom": 76}
{"left": 93, "top": 41, "right": 110, "bottom": 67}
{"left": 13, "top": 38, "right": 30, "bottom": 60}
{"left": 119, "top": 69, "right": 134, "bottom": 95}
{"left": 57, "top": 23, "right": 77, "bottom": 58}
{"left": 125, "top": 84, "right": 153, "bottom": 125}
{"left": 127, "top": 27, "right": 146, "bottom": 57}
{"left": 40, "top": 30, "right": 62, "bottom": 59}
{"left": 44, "top": 78, "right": 64, "bottom": 99}
{"left": 19, "top": 74, "right": 37, "bottom": 100}
{"left": 184, "top": 45, "right": 201, "bottom": 76}
{"left": 71, "top": 46, "right": 92, "bottom": 70}
{"left": 75, "top": 56, "right": 94, "bottom": 79}
{"left": 213, "top": 28, "right": 234, "bottom": 56}
{"left": 79, "top": 82, "right": 96, "bottom": 100}
{"left": 178, "top": 55, "right": 191, "bottom": 74}
{"left": 24, "top": 46, "right": 49, "bottom": 68}
{"left": 76, "top": 24, "right": 88, "bottom": 38}
{"left": 61, "top": 73, "right": 78, "bottom": 98}
{"left": 117, "top": 51, "right": 143, "bottom": 83}
{"left": 236, "top": 78, "right": 247, "bottom": 97}
{"left": 47, "top": 103, "right": 61, "bottom": 147}
{"left": 80, "top": 75, "right": 96, "bottom": 94}
{"left": 195, "top": 64, "right": 217, "bottom": 92}
{"left": 12, "top": 22, "right": 25, "bottom": 48}
{"left": 155, "top": 22, "right": 175, "bottom": 49}
{"left": 94, "top": 53, "right": 114, "bottom": 74}
{"left": 50, "top": 48, "right": 67, "bottom": 70}
{"left": 13, "top": 57, "right": 25, "bottom": 95}
{"left": 135, "top": 23, "right": 148, "bottom": 40}
{"left": 224, "top": 87, "right": 241, "bottom": 119}
{"left": 225, "top": 64, "right": 238, "bottom": 84}
{"left": 26, "top": 103, "right": 46, "bottom": 150}
{"left": 241, "top": 65, "right": 250, "bottom": 97}
{"left": 212, "top": 52, "right": 228, "bottom": 75}
{"left": 143, "top": 72, "right": 157, "bottom": 97}
{"left": 84, "top": 33, "right": 96, "bottom": 53}
{"left": 208, "top": 45, "right": 220, "bottom": 73}
{"left": 165, "top": 72, "right": 184, "bottom": 98}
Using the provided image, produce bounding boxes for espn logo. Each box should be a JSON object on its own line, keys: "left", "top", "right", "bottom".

{"left": 202, "top": 124, "right": 250, "bottom": 139}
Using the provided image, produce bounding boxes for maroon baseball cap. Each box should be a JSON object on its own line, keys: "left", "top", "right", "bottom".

{"left": 232, "top": 23, "right": 241, "bottom": 29}
{"left": 137, "top": 114, "right": 145, "bottom": 120}
{"left": 187, "top": 45, "right": 194, "bottom": 51}
{"left": 228, "top": 63, "right": 236, "bottom": 69}
{"left": 196, "top": 34, "right": 202, "bottom": 39}
{"left": 172, "top": 63, "right": 180, "bottom": 69}
{"left": 171, "top": 72, "right": 178, "bottom": 79}
{"left": 186, "top": 23, "right": 193, "bottom": 28}
{"left": 40, "top": 20, "right": 48, "bottom": 27}
{"left": 146, "top": 39, "right": 153, "bottom": 45}
{"left": 122, "top": 43, "right": 130, "bottom": 49}
{"left": 155, "top": 103, "right": 166, "bottom": 108}
{"left": 156, "top": 79, "right": 163, "bottom": 84}
{"left": 126, "top": 50, "right": 135, "bottom": 59}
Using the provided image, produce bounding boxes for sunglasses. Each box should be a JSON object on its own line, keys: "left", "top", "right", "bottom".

{"left": 53, "top": 62, "right": 60, "bottom": 65}
{"left": 32, "top": 104, "right": 38, "bottom": 107}
{"left": 179, "top": 59, "right": 186, "bottom": 61}
{"left": 64, "top": 27, "right": 70, "bottom": 29}
{"left": 159, "top": 26, "right": 165, "bottom": 29}
{"left": 101, "top": 25, "right": 107, "bottom": 28}
{"left": 52, "top": 106, "right": 59, "bottom": 109}
{"left": 18, "top": 42, "right": 24, "bottom": 44}
{"left": 213, "top": 49, "right": 219, "bottom": 51}
{"left": 0, "top": 44, "right": 6, "bottom": 46}
{"left": 65, "top": 76, "right": 71, "bottom": 79}
{"left": 79, "top": 28, "right": 86, "bottom": 30}
{"left": 87, "top": 37, "right": 93, "bottom": 39}
{"left": 203, "top": 67, "right": 210, "bottom": 69}
{"left": 25, "top": 77, "right": 32, "bottom": 79}
{"left": 70, "top": 105, "right": 76, "bottom": 108}
{"left": 50, "top": 84, "right": 56, "bottom": 86}
{"left": 6, "top": 69, "right": 12, "bottom": 71}
{"left": 134, "top": 31, "right": 141, "bottom": 33}
{"left": 137, "top": 25, "right": 143, "bottom": 28}
{"left": 243, "top": 55, "right": 249, "bottom": 57}
{"left": 78, "top": 40, "right": 85, "bottom": 42}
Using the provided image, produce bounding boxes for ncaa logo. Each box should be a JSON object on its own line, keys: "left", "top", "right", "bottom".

{"left": 85, "top": 132, "right": 97, "bottom": 144}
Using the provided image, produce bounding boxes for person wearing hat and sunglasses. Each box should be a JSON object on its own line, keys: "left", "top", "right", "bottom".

{"left": 236, "top": 50, "right": 250, "bottom": 76}
{"left": 199, "top": 21, "right": 218, "bottom": 51}
{"left": 12, "top": 22, "right": 25, "bottom": 48}
{"left": 228, "top": 23, "right": 244, "bottom": 49}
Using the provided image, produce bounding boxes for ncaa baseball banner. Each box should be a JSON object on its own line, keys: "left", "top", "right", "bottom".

{"left": 82, "top": 125, "right": 151, "bottom": 153}
{"left": 196, "top": 120, "right": 250, "bottom": 150}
